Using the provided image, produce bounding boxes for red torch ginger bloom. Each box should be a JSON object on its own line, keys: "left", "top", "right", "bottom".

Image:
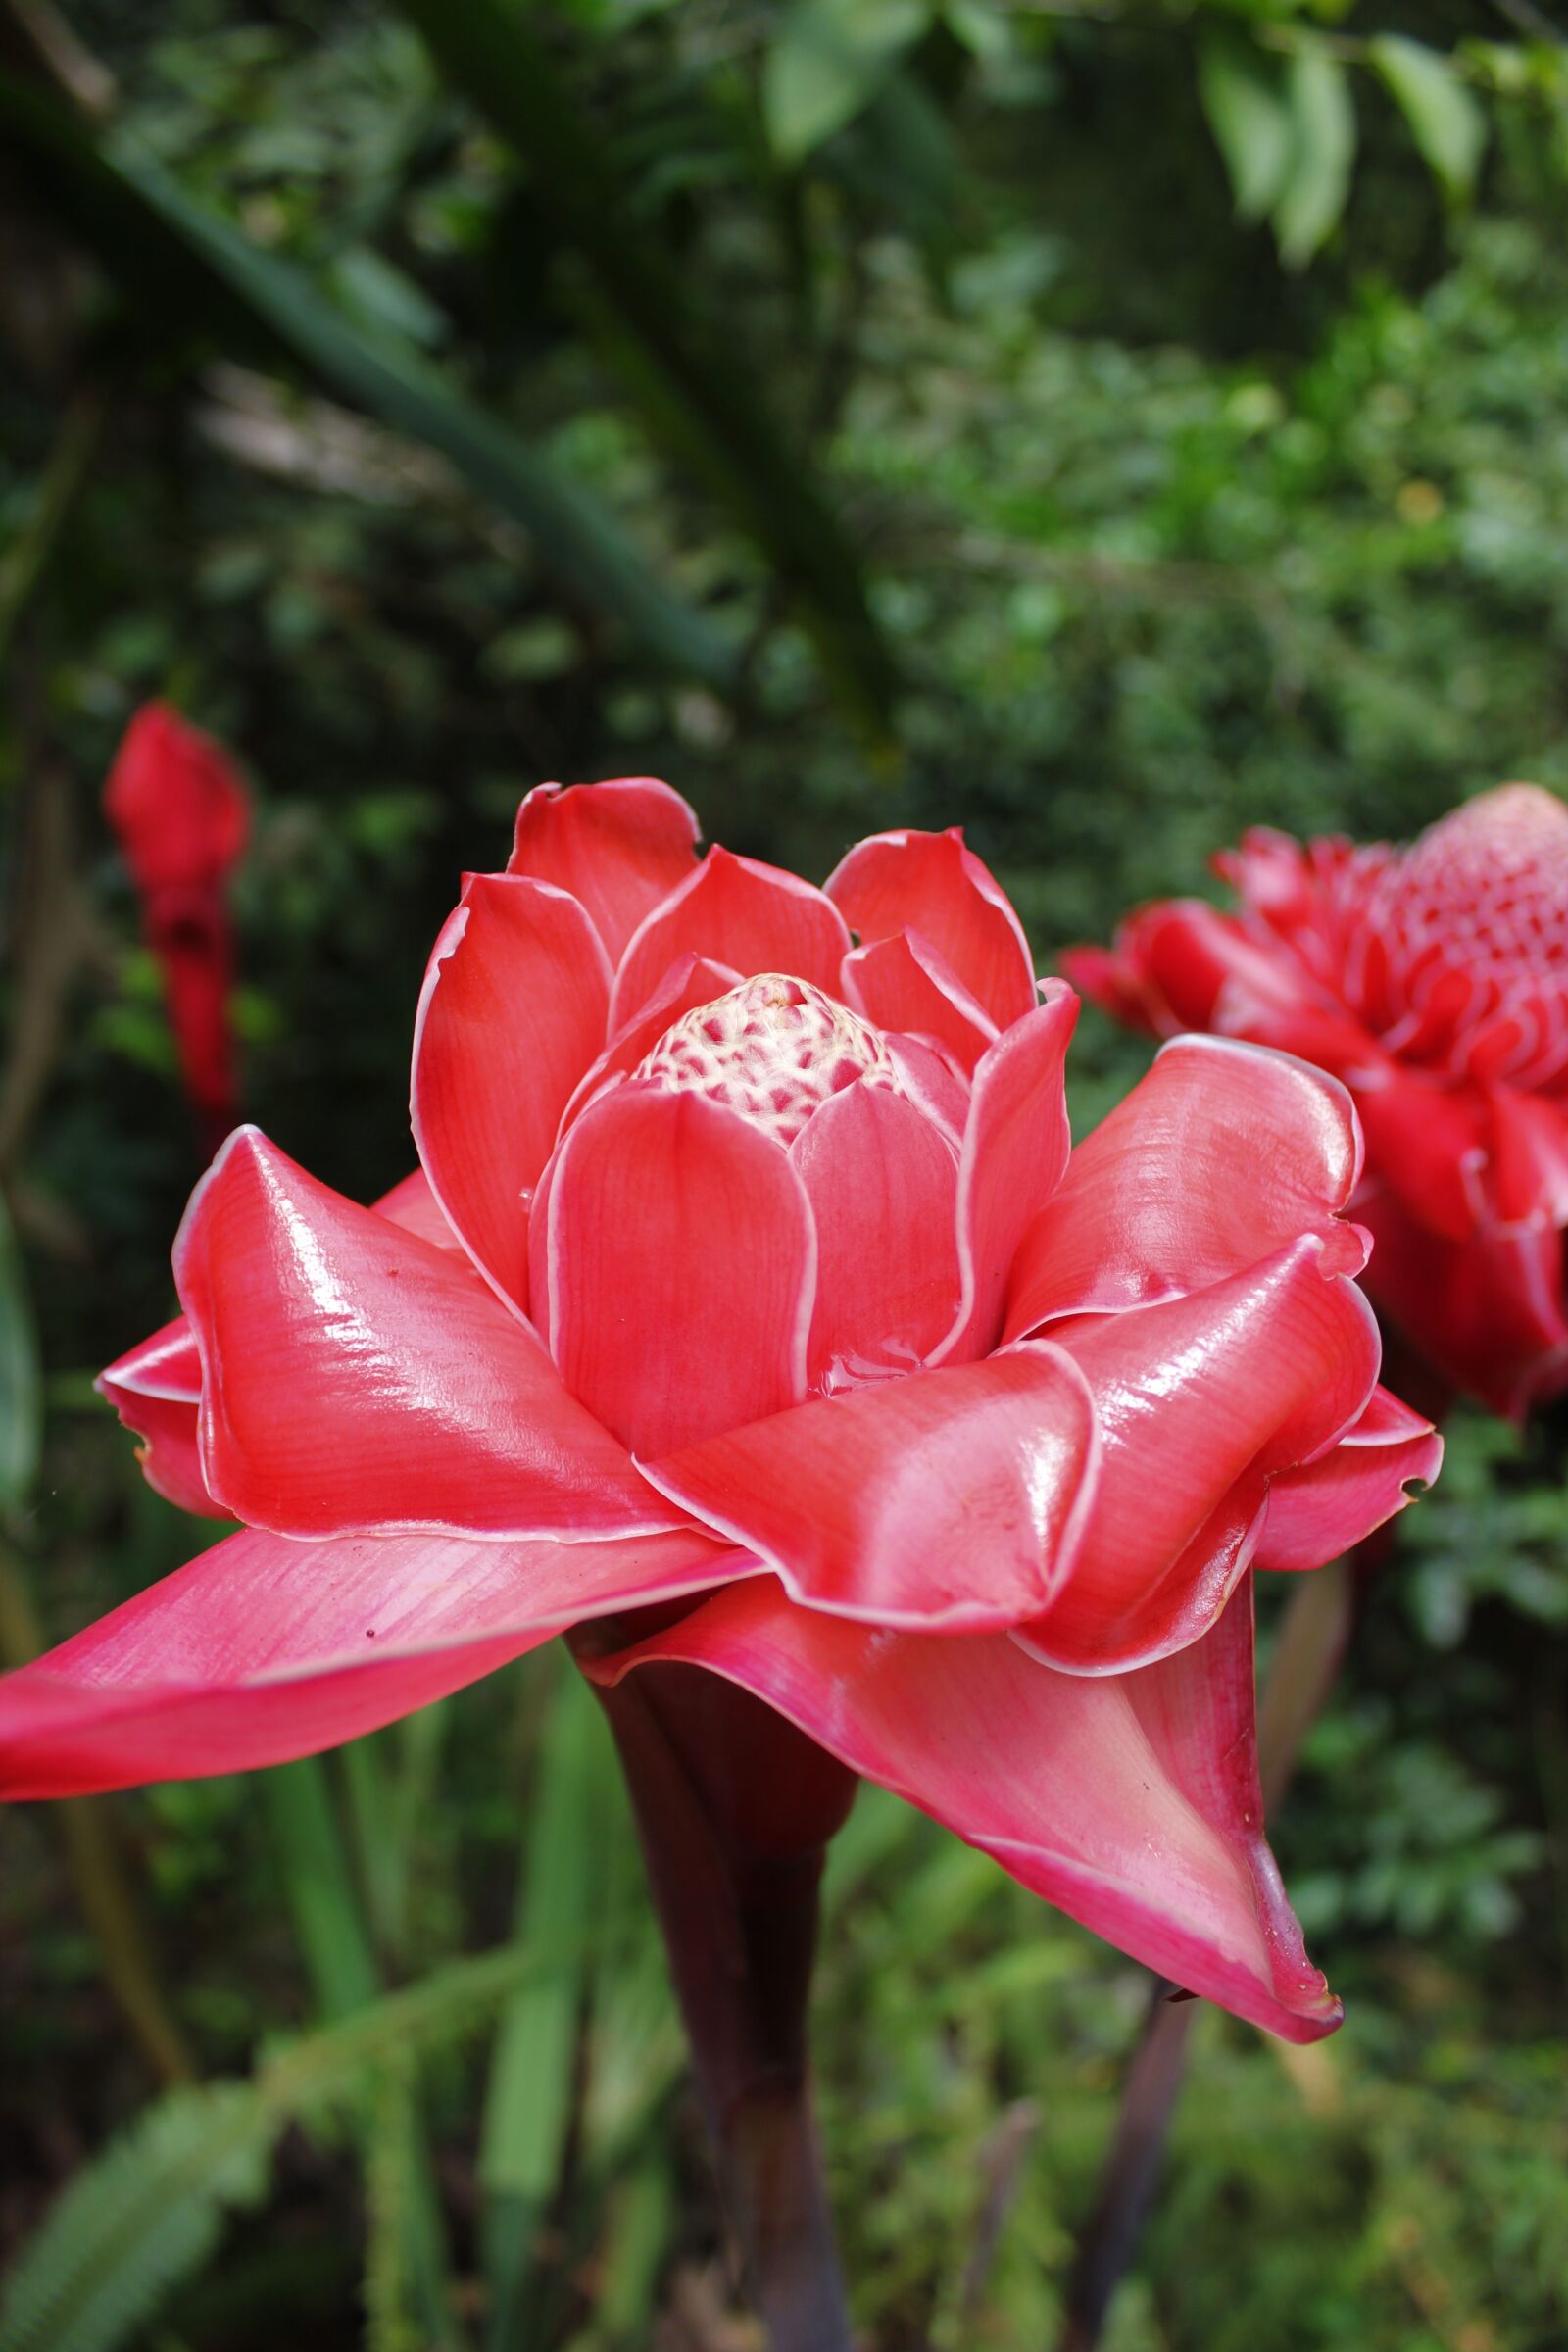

{"left": 1, "top": 783, "right": 1441, "bottom": 2041}
{"left": 1067, "top": 785, "right": 1568, "bottom": 1419}
{"left": 104, "top": 701, "right": 251, "bottom": 1149}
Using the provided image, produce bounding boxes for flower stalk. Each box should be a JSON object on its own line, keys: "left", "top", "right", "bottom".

{"left": 573, "top": 1626, "right": 856, "bottom": 2352}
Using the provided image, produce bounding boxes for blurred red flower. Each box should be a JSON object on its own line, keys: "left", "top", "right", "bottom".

{"left": 104, "top": 701, "right": 250, "bottom": 1149}
{"left": 3, "top": 783, "right": 1441, "bottom": 2040}
{"left": 1066, "top": 786, "right": 1568, "bottom": 1419}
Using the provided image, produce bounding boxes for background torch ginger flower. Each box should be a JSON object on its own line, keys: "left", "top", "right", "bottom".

{"left": 1066, "top": 784, "right": 1568, "bottom": 1420}
{"left": 103, "top": 701, "right": 251, "bottom": 1154}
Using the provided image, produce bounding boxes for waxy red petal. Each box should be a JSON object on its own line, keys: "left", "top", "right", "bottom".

{"left": 1023, "top": 1237, "right": 1382, "bottom": 1671}
{"left": 508, "top": 777, "right": 701, "bottom": 962}
{"left": 0, "top": 1523, "right": 746, "bottom": 1799}
{"left": 412, "top": 874, "right": 612, "bottom": 1311}
{"left": 934, "top": 987, "right": 1077, "bottom": 1364}
{"left": 1254, "top": 1385, "right": 1443, "bottom": 1572}
{"left": 371, "top": 1166, "right": 465, "bottom": 1251}
{"left": 175, "top": 1128, "right": 678, "bottom": 1540}
{"left": 825, "top": 829, "right": 1037, "bottom": 1031}
{"left": 841, "top": 930, "right": 998, "bottom": 1075}
{"left": 544, "top": 1085, "right": 815, "bottom": 1456}
{"left": 790, "top": 1081, "right": 961, "bottom": 1388}
{"left": 587, "top": 1575, "right": 1341, "bottom": 2042}
{"left": 1004, "top": 1036, "right": 1363, "bottom": 1341}
{"left": 609, "top": 848, "right": 851, "bottom": 1031}
{"left": 640, "top": 1342, "right": 1098, "bottom": 1631}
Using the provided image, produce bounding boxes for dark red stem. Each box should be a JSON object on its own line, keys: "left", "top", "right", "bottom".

{"left": 570, "top": 1632, "right": 857, "bottom": 2352}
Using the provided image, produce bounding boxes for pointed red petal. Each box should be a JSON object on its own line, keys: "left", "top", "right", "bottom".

{"left": 640, "top": 1342, "right": 1097, "bottom": 1630}
{"left": 0, "top": 1523, "right": 744, "bottom": 1798}
{"left": 412, "top": 874, "right": 611, "bottom": 1312}
{"left": 610, "top": 848, "right": 851, "bottom": 1030}
{"left": 544, "top": 1086, "right": 815, "bottom": 1455}
{"left": 824, "top": 828, "right": 1037, "bottom": 1031}
{"left": 175, "top": 1128, "right": 678, "bottom": 1539}
{"left": 587, "top": 1576, "right": 1342, "bottom": 2042}
{"left": 508, "top": 777, "right": 701, "bottom": 961}
{"left": 559, "top": 951, "right": 740, "bottom": 1132}
{"left": 841, "top": 929, "right": 998, "bottom": 1075}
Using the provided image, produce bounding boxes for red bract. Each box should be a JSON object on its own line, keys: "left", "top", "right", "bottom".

{"left": 104, "top": 702, "right": 250, "bottom": 1146}
{"left": 1067, "top": 786, "right": 1568, "bottom": 1419}
{"left": 2, "top": 784, "right": 1441, "bottom": 2041}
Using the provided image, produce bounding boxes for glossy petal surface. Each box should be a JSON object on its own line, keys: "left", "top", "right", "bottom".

{"left": 1025, "top": 1237, "right": 1381, "bottom": 1671}
{"left": 508, "top": 777, "right": 700, "bottom": 960}
{"left": 610, "top": 848, "right": 851, "bottom": 1030}
{"left": 825, "top": 829, "right": 1037, "bottom": 1030}
{"left": 0, "top": 1524, "right": 744, "bottom": 1798}
{"left": 544, "top": 1086, "right": 815, "bottom": 1455}
{"left": 640, "top": 1342, "right": 1098, "bottom": 1630}
{"left": 587, "top": 1575, "right": 1340, "bottom": 2042}
{"left": 412, "top": 873, "right": 611, "bottom": 1309}
{"left": 176, "top": 1128, "right": 677, "bottom": 1539}
{"left": 1005, "top": 1036, "right": 1363, "bottom": 1340}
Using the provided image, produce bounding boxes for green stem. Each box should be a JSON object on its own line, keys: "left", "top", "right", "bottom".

{"left": 265, "top": 1755, "right": 466, "bottom": 2350}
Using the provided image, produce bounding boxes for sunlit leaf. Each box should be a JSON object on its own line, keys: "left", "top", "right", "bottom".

{"left": 1198, "top": 31, "right": 1294, "bottom": 224}
{"left": 1372, "top": 35, "right": 1487, "bottom": 203}
{"left": 1273, "top": 41, "right": 1356, "bottom": 270}
{"left": 764, "top": 0, "right": 930, "bottom": 165}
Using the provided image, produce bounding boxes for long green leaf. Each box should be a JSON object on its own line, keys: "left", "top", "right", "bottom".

{"left": 0, "top": 70, "right": 735, "bottom": 690}
{"left": 479, "top": 1670, "right": 615, "bottom": 2347}
{"left": 395, "top": 0, "right": 897, "bottom": 731}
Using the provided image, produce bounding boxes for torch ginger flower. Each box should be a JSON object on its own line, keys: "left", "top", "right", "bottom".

{"left": 104, "top": 701, "right": 250, "bottom": 1152}
{"left": 2, "top": 782, "right": 1440, "bottom": 2046}
{"left": 1066, "top": 785, "right": 1568, "bottom": 1419}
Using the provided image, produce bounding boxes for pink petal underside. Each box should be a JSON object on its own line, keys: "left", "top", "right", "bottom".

{"left": 1355, "top": 1183, "right": 1568, "bottom": 1422}
{"left": 544, "top": 1084, "right": 816, "bottom": 1456}
{"left": 175, "top": 1127, "right": 679, "bottom": 1541}
{"left": 1021, "top": 1236, "right": 1383, "bottom": 1673}
{"left": 586, "top": 1574, "right": 1341, "bottom": 2043}
{"left": 609, "top": 848, "right": 852, "bottom": 1033}
{"left": 790, "top": 1081, "right": 961, "bottom": 1390}
{"left": 0, "top": 1522, "right": 747, "bottom": 1798}
{"left": 96, "top": 1172, "right": 465, "bottom": 1521}
{"left": 824, "top": 828, "right": 1038, "bottom": 1031}
{"left": 933, "top": 987, "right": 1077, "bottom": 1366}
{"left": 1253, "top": 1383, "right": 1443, "bottom": 1572}
{"left": 412, "top": 874, "right": 612, "bottom": 1315}
{"left": 507, "top": 777, "right": 701, "bottom": 962}
{"left": 1004, "top": 1034, "right": 1364, "bottom": 1342}
{"left": 558, "top": 952, "right": 741, "bottom": 1133}
{"left": 639, "top": 1340, "right": 1098, "bottom": 1632}
{"left": 841, "top": 929, "right": 998, "bottom": 1076}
